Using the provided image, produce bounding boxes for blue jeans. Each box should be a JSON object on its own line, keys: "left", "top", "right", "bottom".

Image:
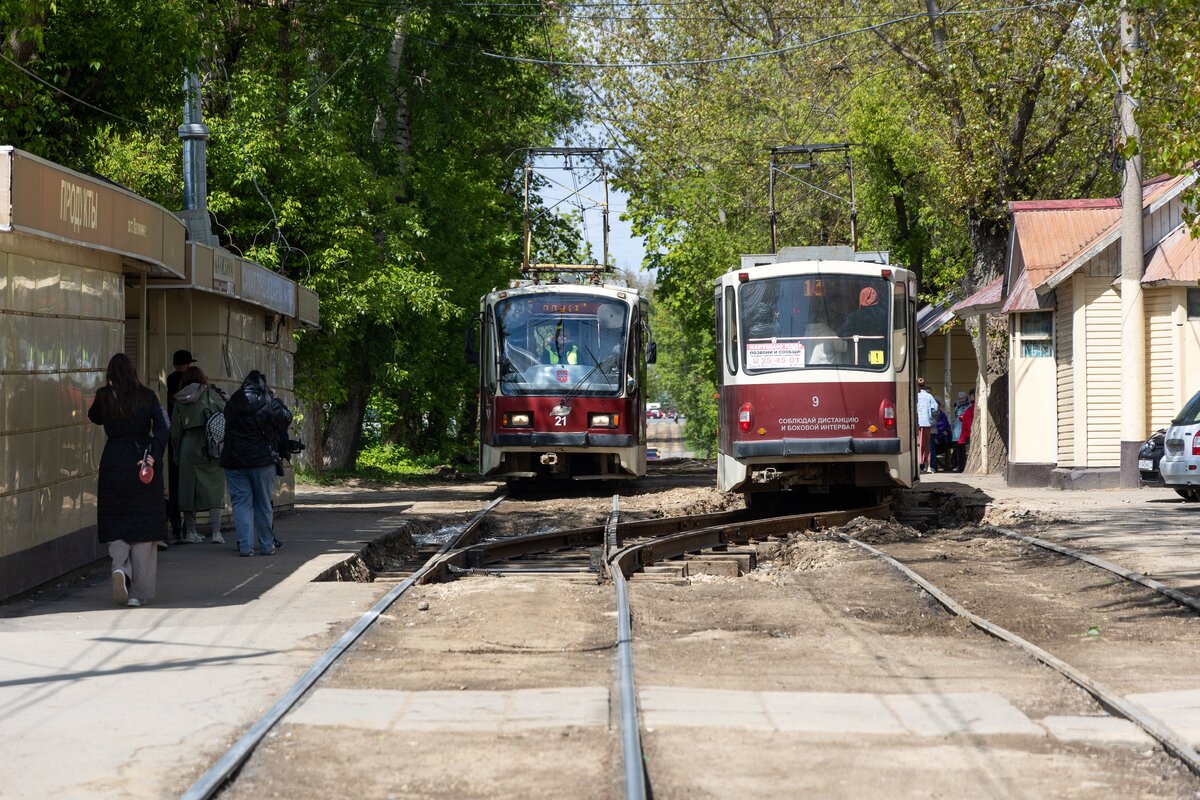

{"left": 225, "top": 466, "right": 276, "bottom": 554}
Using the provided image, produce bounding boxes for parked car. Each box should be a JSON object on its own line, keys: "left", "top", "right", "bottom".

{"left": 1138, "top": 429, "right": 1166, "bottom": 487}
{"left": 1158, "top": 390, "right": 1200, "bottom": 501}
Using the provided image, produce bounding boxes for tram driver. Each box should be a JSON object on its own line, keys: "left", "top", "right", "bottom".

{"left": 833, "top": 285, "right": 888, "bottom": 364}
{"left": 541, "top": 325, "right": 580, "bottom": 365}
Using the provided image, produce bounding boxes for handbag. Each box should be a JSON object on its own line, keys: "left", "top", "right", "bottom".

{"left": 138, "top": 445, "right": 154, "bottom": 484}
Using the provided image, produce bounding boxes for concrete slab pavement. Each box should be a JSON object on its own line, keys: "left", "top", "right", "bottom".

{"left": 0, "top": 483, "right": 499, "bottom": 799}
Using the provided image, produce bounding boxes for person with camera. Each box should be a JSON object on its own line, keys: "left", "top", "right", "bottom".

{"left": 219, "top": 370, "right": 292, "bottom": 557}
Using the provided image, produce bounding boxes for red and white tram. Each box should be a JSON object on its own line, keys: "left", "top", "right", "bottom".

{"left": 474, "top": 281, "right": 652, "bottom": 484}
{"left": 715, "top": 248, "right": 917, "bottom": 507}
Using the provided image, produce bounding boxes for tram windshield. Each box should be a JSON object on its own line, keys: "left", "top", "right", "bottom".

{"left": 738, "top": 274, "right": 892, "bottom": 372}
{"left": 494, "top": 292, "right": 629, "bottom": 396}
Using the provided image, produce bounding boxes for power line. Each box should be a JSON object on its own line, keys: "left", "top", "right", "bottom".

{"left": 477, "top": 1, "right": 1073, "bottom": 68}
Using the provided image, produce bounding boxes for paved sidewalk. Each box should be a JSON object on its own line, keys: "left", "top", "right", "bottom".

{"left": 919, "top": 470, "right": 1200, "bottom": 595}
{"left": 0, "top": 482, "right": 497, "bottom": 800}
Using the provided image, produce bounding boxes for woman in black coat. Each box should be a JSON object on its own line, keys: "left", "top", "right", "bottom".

{"left": 88, "top": 353, "right": 170, "bottom": 607}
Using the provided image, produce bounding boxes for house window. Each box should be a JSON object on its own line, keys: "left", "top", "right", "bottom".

{"left": 1018, "top": 311, "right": 1052, "bottom": 358}
{"left": 1188, "top": 288, "right": 1200, "bottom": 319}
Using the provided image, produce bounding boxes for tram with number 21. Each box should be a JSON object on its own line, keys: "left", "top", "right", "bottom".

{"left": 471, "top": 277, "right": 654, "bottom": 485}
{"left": 715, "top": 247, "right": 917, "bottom": 509}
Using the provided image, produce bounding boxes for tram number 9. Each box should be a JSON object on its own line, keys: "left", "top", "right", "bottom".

{"left": 811, "top": 395, "right": 819, "bottom": 408}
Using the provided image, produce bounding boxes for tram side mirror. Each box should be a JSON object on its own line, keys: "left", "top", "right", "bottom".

{"left": 464, "top": 324, "right": 479, "bottom": 364}
{"left": 647, "top": 341, "right": 657, "bottom": 365}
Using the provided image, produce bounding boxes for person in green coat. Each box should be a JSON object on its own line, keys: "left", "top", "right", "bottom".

{"left": 170, "top": 366, "right": 228, "bottom": 544}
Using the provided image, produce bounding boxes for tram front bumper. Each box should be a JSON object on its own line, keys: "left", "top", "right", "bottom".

{"left": 732, "top": 436, "right": 900, "bottom": 458}
{"left": 491, "top": 433, "right": 635, "bottom": 448}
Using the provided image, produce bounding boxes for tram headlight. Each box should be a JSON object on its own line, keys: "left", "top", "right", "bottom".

{"left": 589, "top": 413, "right": 619, "bottom": 428}
{"left": 502, "top": 412, "right": 532, "bottom": 428}
{"left": 738, "top": 402, "right": 753, "bottom": 433}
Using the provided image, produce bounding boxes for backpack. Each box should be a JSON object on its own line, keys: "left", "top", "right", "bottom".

{"left": 204, "top": 410, "right": 226, "bottom": 460}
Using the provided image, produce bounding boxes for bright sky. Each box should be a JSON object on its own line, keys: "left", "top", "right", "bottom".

{"left": 533, "top": 164, "right": 647, "bottom": 276}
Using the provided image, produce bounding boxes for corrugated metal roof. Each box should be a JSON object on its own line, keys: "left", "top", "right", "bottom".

{"left": 916, "top": 303, "right": 954, "bottom": 336}
{"left": 1000, "top": 266, "right": 1055, "bottom": 313}
{"left": 1006, "top": 172, "right": 1196, "bottom": 306}
{"left": 1143, "top": 225, "right": 1200, "bottom": 285}
{"left": 1012, "top": 207, "right": 1119, "bottom": 290}
{"left": 951, "top": 276, "right": 1003, "bottom": 316}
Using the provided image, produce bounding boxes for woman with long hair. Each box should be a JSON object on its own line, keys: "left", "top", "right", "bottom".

{"left": 170, "top": 365, "right": 227, "bottom": 544}
{"left": 87, "top": 353, "right": 170, "bottom": 607}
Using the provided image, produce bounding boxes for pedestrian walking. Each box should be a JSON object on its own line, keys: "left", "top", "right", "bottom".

{"left": 165, "top": 349, "right": 195, "bottom": 545}
{"left": 87, "top": 353, "right": 170, "bottom": 607}
{"left": 915, "top": 378, "right": 939, "bottom": 473}
{"left": 170, "top": 365, "right": 227, "bottom": 545}
{"left": 951, "top": 391, "right": 970, "bottom": 472}
{"left": 220, "top": 371, "right": 292, "bottom": 557}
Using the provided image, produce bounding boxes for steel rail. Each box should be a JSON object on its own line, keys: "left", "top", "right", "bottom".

{"left": 181, "top": 495, "right": 507, "bottom": 800}
{"left": 605, "top": 495, "right": 648, "bottom": 800}
{"left": 421, "top": 506, "right": 757, "bottom": 581}
{"left": 607, "top": 503, "right": 891, "bottom": 578}
{"left": 989, "top": 526, "right": 1200, "bottom": 614}
{"left": 843, "top": 533, "right": 1200, "bottom": 777}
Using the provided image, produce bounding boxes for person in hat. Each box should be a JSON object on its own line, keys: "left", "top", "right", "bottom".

{"left": 165, "top": 349, "right": 197, "bottom": 544}
{"left": 88, "top": 353, "right": 169, "bottom": 607}
{"left": 835, "top": 285, "right": 888, "bottom": 363}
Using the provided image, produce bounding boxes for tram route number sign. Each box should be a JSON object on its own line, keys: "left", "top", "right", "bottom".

{"left": 746, "top": 340, "right": 805, "bottom": 369}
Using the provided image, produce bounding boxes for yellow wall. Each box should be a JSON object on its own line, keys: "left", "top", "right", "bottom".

{"left": 1010, "top": 314, "right": 1057, "bottom": 463}
{"left": 146, "top": 288, "right": 299, "bottom": 508}
{"left": 0, "top": 234, "right": 124, "bottom": 562}
{"left": 920, "top": 321, "right": 976, "bottom": 408}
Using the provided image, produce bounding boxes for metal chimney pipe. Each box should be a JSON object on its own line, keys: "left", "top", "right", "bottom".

{"left": 178, "top": 71, "right": 216, "bottom": 243}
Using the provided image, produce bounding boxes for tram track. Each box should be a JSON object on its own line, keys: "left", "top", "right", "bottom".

{"left": 188, "top": 489, "right": 1200, "bottom": 798}
{"left": 853, "top": 522, "right": 1200, "bottom": 778}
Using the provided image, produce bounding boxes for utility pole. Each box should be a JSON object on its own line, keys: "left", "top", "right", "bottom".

{"left": 1118, "top": 3, "right": 1145, "bottom": 488}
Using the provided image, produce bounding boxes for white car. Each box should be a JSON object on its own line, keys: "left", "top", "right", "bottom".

{"left": 1157, "top": 389, "right": 1200, "bottom": 501}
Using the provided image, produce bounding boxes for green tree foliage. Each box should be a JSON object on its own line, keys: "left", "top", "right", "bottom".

{"left": 576, "top": 0, "right": 1129, "bottom": 457}
{"left": 3, "top": 0, "right": 582, "bottom": 470}
{"left": 0, "top": 0, "right": 198, "bottom": 168}
{"left": 1119, "top": 0, "right": 1200, "bottom": 219}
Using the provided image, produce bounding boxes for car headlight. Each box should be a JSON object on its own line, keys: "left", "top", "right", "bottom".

{"left": 589, "top": 413, "right": 619, "bottom": 428}
{"left": 502, "top": 412, "right": 532, "bottom": 427}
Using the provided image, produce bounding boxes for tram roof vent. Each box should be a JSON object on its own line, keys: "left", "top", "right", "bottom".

{"left": 740, "top": 246, "right": 890, "bottom": 270}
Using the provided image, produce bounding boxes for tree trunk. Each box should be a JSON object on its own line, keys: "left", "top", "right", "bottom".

{"left": 323, "top": 351, "right": 371, "bottom": 470}
{"left": 962, "top": 207, "right": 1012, "bottom": 477}
{"left": 299, "top": 397, "right": 324, "bottom": 472}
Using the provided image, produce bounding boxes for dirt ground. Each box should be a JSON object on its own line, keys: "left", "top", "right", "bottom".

{"left": 221, "top": 463, "right": 1200, "bottom": 799}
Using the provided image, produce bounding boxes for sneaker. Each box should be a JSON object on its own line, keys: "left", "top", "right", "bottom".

{"left": 156, "top": 541, "right": 169, "bottom": 551}
{"left": 239, "top": 550, "right": 254, "bottom": 557}
{"left": 260, "top": 548, "right": 276, "bottom": 556}
{"left": 126, "top": 598, "right": 143, "bottom": 607}
{"left": 272, "top": 538, "right": 283, "bottom": 549}
{"left": 211, "top": 532, "right": 225, "bottom": 544}
{"left": 185, "top": 532, "right": 205, "bottom": 544}
{"left": 112, "top": 570, "right": 129, "bottom": 605}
